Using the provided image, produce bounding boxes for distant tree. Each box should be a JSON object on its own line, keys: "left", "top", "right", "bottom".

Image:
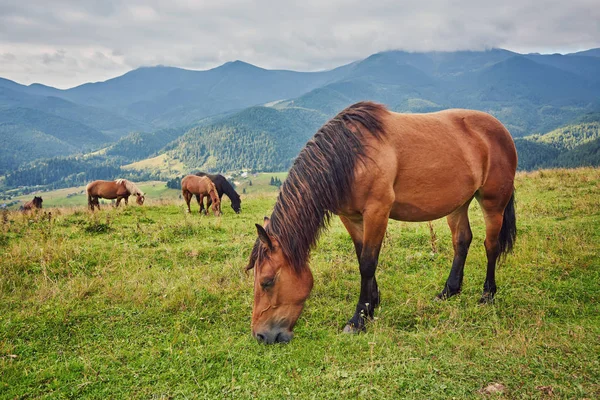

{"left": 270, "top": 176, "right": 282, "bottom": 187}
{"left": 166, "top": 176, "right": 183, "bottom": 189}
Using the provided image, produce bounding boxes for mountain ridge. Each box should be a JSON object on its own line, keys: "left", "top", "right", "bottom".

{"left": 1, "top": 47, "right": 600, "bottom": 192}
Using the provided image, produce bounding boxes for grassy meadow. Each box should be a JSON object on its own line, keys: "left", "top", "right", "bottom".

{"left": 1, "top": 168, "right": 599, "bottom": 398}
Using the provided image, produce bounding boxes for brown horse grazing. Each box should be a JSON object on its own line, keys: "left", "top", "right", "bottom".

{"left": 21, "top": 196, "right": 43, "bottom": 211}
{"left": 181, "top": 175, "right": 221, "bottom": 216}
{"left": 246, "top": 102, "right": 517, "bottom": 344}
{"left": 86, "top": 179, "right": 145, "bottom": 211}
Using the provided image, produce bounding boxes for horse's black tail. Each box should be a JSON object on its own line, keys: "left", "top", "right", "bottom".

{"left": 498, "top": 189, "right": 516, "bottom": 257}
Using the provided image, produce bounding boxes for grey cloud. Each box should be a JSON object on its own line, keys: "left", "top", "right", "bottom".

{"left": 42, "top": 49, "right": 67, "bottom": 65}
{"left": 0, "top": 0, "right": 598, "bottom": 88}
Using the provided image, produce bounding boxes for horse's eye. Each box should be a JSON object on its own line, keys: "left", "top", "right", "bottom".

{"left": 261, "top": 278, "right": 275, "bottom": 289}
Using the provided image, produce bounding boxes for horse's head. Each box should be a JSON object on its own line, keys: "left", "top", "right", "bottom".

{"left": 33, "top": 196, "right": 43, "bottom": 208}
{"left": 231, "top": 197, "right": 242, "bottom": 214}
{"left": 210, "top": 192, "right": 221, "bottom": 216}
{"left": 247, "top": 218, "right": 313, "bottom": 344}
{"left": 136, "top": 195, "right": 145, "bottom": 205}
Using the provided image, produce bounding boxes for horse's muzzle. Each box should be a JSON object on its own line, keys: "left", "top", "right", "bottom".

{"left": 253, "top": 329, "right": 293, "bottom": 344}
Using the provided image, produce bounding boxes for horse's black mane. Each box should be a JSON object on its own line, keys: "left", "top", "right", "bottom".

{"left": 247, "top": 101, "right": 387, "bottom": 273}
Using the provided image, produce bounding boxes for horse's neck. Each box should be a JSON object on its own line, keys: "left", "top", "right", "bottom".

{"left": 221, "top": 182, "right": 238, "bottom": 200}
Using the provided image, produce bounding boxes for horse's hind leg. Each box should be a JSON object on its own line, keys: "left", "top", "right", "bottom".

{"left": 195, "top": 194, "right": 205, "bottom": 214}
{"left": 183, "top": 191, "right": 192, "bottom": 213}
{"left": 200, "top": 195, "right": 206, "bottom": 214}
{"left": 199, "top": 195, "right": 206, "bottom": 214}
{"left": 476, "top": 190, "right": 514, "bottom": 304}
{"left": 438, "top": 200, "right": 473, "bottom": 300}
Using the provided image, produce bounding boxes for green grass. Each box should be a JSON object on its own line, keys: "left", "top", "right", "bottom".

{"left": 1, "top": 168, "right": 599, "bottom": 399}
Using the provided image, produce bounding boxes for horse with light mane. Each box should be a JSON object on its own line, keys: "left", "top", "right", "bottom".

{"left": 86, "top": 179, "right": 145, "bottom": 211}
{"left": 181, "top": 175, "right": 221, "bottom": 216}
{"left": 21, "top": 196, "right": 43, "bottom": 211}
{"left": 246, "top": 101, "right": 517, "bottom": 344}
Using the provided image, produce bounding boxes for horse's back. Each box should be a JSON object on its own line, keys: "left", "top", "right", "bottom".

{"left": 352, "top": 109, "right": 516, "bottom": 221}
{"left": 87, "top": 180, "right": 110, "bottom": 192}
{"left": 87, "top": 180, "right": 122, "bottom": 199}
{"left": 182, "top": 175, "right": 213, "bottom": 194}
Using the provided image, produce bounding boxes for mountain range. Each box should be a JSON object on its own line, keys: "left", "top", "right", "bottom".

{"left": 1, "top": 47, "right": 599, "bottom": 191}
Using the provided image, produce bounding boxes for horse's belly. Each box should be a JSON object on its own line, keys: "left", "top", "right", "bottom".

{"left": 389, "top": 199, "right": 465, "bottom": 222}
{"left": 97, "top": 190, "right": 119, "bottom": 199}
{"left": 389, "top": 172, "right": 478, "bottom": 222}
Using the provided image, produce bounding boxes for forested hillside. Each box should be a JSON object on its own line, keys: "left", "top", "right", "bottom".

{"left": 515, "top": 113, "right": 600, "bottom": 170}
{"left": 0, "top": 107, "right": 112, "bottom": 175}
{"left": 3, "top": 157, "right": 158, "bottom": 194}
{"left": 166, "top": 106, "right": 327, "bottom": 171}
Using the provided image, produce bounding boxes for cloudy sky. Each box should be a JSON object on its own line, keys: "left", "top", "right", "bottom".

{"left": 1, "top": 0, "right": 598, "bottom": 88}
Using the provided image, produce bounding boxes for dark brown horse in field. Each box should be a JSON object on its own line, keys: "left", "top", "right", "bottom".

{"left": 246, "top": 102, "right": 517, "bottom": 344}
{"left": 21, "top": 196, "right": 43, "bottom": 211}
{"left": 181, "top": 175, "right": 221, "bottom": 216}
{"left": 195, "top": 172, "right": 242, "bottom": 214}
{"left": 86, "top": 179, "right": 145, "bottom": 211}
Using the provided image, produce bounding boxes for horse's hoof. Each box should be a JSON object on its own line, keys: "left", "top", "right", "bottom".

{"left": 436, "top": 287, "right": 460, "bottom": 301}
{"left": 479, "top": 292, "right": 495, "bottom": 304}
{"left": 342, "top": 324, "right": 361, "bottom": 334}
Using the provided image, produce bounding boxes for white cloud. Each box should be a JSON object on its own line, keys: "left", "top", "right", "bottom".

{"left": 0, "top": 0, "right": 598, "bottom": 88}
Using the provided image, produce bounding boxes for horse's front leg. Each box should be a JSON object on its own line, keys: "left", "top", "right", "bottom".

{"left": 124, "top": 196, "right": 129, "bottom": 206}
{"left": 206, "top": 197, "right": 212, "bottom": 214}
{"left": 116, "top": 197, "right": 122, "bottom": 207}
{"left": 198, "top": 195, "right": 206, "bottom": 214}
{"left": 343, "top": 207, "right": 390, "bottom": 333}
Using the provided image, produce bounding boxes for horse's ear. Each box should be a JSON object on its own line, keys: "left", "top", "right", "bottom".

{"left": 255, "top": 223, "right": 273, "bottom": 250}
{"left": 263, "top": 216, "right": 270, "bottom": 227}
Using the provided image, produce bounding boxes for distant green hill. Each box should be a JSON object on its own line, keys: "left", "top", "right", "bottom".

{"left": 525, "top": 121, "right": 600, "bottom": 150}
{"left": 0, "top": 107, "right": 113, "bottom": 174}
{"left": 553, "top": 137, "right": 600, "bottom": 168}
{"left": 167, "top": 106, "right": 327, "bottom": 172}
{"left": 0, "top": 107, "right": 110, "bottom": 148}
{"left": 516, "top": 114, "right": 600, "bottom": 170}
{"left": 0, "top": 126, "right": 74, "bottom": 175}
{"left": 0, "top": 86, "right": 145, "bottom": 138}
{"left": 105, "top": 126, "right": 190, "bottom": 161}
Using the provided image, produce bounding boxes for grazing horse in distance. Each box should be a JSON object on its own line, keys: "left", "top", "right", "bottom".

{"left": 21, "top": 196, "right": 43, "bottom": 211}
{"left": 86, "top": 179, "right": 145, "bottom": 211}
{"left": 246, "top": 101, "right": 517, "bottom": 344}
{"left": 195, "top": 172, "right": 242, "bottom": 214}
{"left": 181, "top": 175, "right": 221, "bottom": 216}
